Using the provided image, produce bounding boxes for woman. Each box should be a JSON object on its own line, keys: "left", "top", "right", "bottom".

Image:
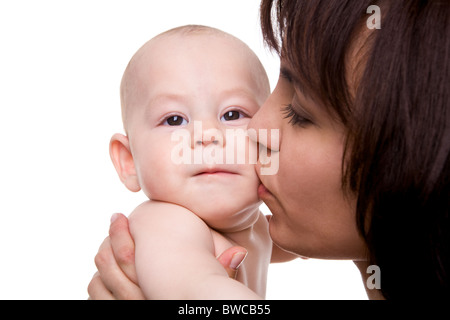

{"left": 88, "top": 0, "right": 449, "bottom": 299}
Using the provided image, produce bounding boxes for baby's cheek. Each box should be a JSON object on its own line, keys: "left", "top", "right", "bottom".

{"left": 136, "top": 156, "right": 164, "bottom": 196}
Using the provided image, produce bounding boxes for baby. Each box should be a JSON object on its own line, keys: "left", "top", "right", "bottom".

{"left": 110, "top": 25, "right": 281, "bottom": 299}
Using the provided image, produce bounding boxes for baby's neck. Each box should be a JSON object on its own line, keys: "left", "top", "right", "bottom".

{"left": 213, "top": 205, "right": 261, "bottom": 230}
{"left": 217, "top": 208, "right": 265, "bottom": 246}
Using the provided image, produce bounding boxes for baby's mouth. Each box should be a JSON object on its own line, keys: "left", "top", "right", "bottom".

{"left": 193, "top": 165, "right": 239, "bottom": 176}
{"left": 195, "top": 169, "right": 238, "bottom": 176}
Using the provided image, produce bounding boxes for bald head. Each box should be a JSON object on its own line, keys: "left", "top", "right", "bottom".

{"left": 119, "top": 25, "right": 270, "bottom": 132}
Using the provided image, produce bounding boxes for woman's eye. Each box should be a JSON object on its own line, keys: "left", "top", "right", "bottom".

{"left": 221, "top": 110, "right": 244, "bottom": 121}
{"left": 163, "top": 115, "right": 188, "bottom": 126}
{"left": 282, "top": 104, "right": 312, "bottom": 127}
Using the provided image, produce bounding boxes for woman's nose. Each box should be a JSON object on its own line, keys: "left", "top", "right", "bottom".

{"left": 248, "top": 100, "right": 280, "bottom": 152}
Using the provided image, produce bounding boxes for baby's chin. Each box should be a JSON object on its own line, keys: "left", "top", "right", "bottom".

{"left": 195, "top": 203, "right": 262, "bottom": 233}
{"left": 148, "top": 193, "right": 261, "bottom": 232}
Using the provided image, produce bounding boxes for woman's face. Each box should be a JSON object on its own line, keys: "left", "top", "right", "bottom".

{"left": 248, "top": 60, "right": 367, "bottom": 260}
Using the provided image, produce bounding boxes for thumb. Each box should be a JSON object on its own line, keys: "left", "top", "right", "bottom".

{"left": 216, "top": 246, "right": 248, "bottom": 279}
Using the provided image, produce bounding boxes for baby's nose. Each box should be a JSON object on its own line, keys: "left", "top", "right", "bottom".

{"left": 191, "top": 121, "right": 225, "bottom": 148}
{"left": 196, "top": 127, "right": 224, "bottom": 147}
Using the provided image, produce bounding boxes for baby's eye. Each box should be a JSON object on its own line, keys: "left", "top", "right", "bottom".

{"left": 221, "top": 110, "right": 245, "bottom": 122}
{"left": 163, "top": 115, "right": 188, "bottom": 126}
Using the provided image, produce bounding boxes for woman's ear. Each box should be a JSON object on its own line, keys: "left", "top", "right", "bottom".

{"left": 109, "top": 133, "right": 141, "bottom": 192}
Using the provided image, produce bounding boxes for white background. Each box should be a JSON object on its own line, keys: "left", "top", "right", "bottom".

{"left": 0, "top": 0, "right": 367, "bottom": 299}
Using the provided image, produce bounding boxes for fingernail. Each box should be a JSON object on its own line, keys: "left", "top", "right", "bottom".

{"left": 110, "top": 213, "right": 121, "bottom": 223}
{"left": 230, "top": 251, "right": 247, "bottom": 270}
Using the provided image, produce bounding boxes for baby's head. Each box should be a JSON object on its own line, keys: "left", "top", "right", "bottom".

{"left": 110, "top": 25, "right": 270, "bottom": 231}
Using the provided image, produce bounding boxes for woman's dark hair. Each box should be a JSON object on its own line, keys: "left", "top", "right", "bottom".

{"left": 260, "top": 0, "right": 449, "bottom": 299}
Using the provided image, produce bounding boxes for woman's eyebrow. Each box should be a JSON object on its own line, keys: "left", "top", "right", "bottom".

{"left": 280, "top": 65, "right": 322, "bottom": 105}
{"left": 280, "top": 66, "right": 307, "bottom": 95}
{"left": 280, "top": 66, "right": 295, "bottom": 83}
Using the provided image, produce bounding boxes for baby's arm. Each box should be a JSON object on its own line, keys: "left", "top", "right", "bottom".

{"left": 129, "top": 201, "right": 261, "bottom": 300}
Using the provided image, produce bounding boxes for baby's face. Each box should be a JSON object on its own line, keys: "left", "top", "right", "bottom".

{"left": 124, "top": 34, "right": 269, "bottom": 231}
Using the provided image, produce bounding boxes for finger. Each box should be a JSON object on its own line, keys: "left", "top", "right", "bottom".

{"left": 95, "top": 237, "right": 146, "bottom": 300}
{"left": 216, "top": 246, "right": 248, "bottom": 279}
{"left": 87, "top": 272, "right": 115, "bottom": 300}
{"left": 109, "top": 213, "right": 138, "bottom": 284}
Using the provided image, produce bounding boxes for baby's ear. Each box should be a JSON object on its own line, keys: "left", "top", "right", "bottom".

{"left": 109, "top": 133, "right": 141, "bottom": 192}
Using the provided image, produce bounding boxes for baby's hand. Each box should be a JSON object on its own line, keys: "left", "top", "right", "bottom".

{"left": 88, "top": 213, "right": 248, "bottom": 299}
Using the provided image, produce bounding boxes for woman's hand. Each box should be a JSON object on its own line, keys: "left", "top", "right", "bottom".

{"left": 87, "top": 213, "right": 248, "bottom": 300}
{"left": 88, "top": 213, "right": 144, "bottom": 300}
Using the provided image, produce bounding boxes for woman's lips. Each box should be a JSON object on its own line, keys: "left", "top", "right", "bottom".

{"left": 258, "top": 182, "right": 272, "bottom": 198}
